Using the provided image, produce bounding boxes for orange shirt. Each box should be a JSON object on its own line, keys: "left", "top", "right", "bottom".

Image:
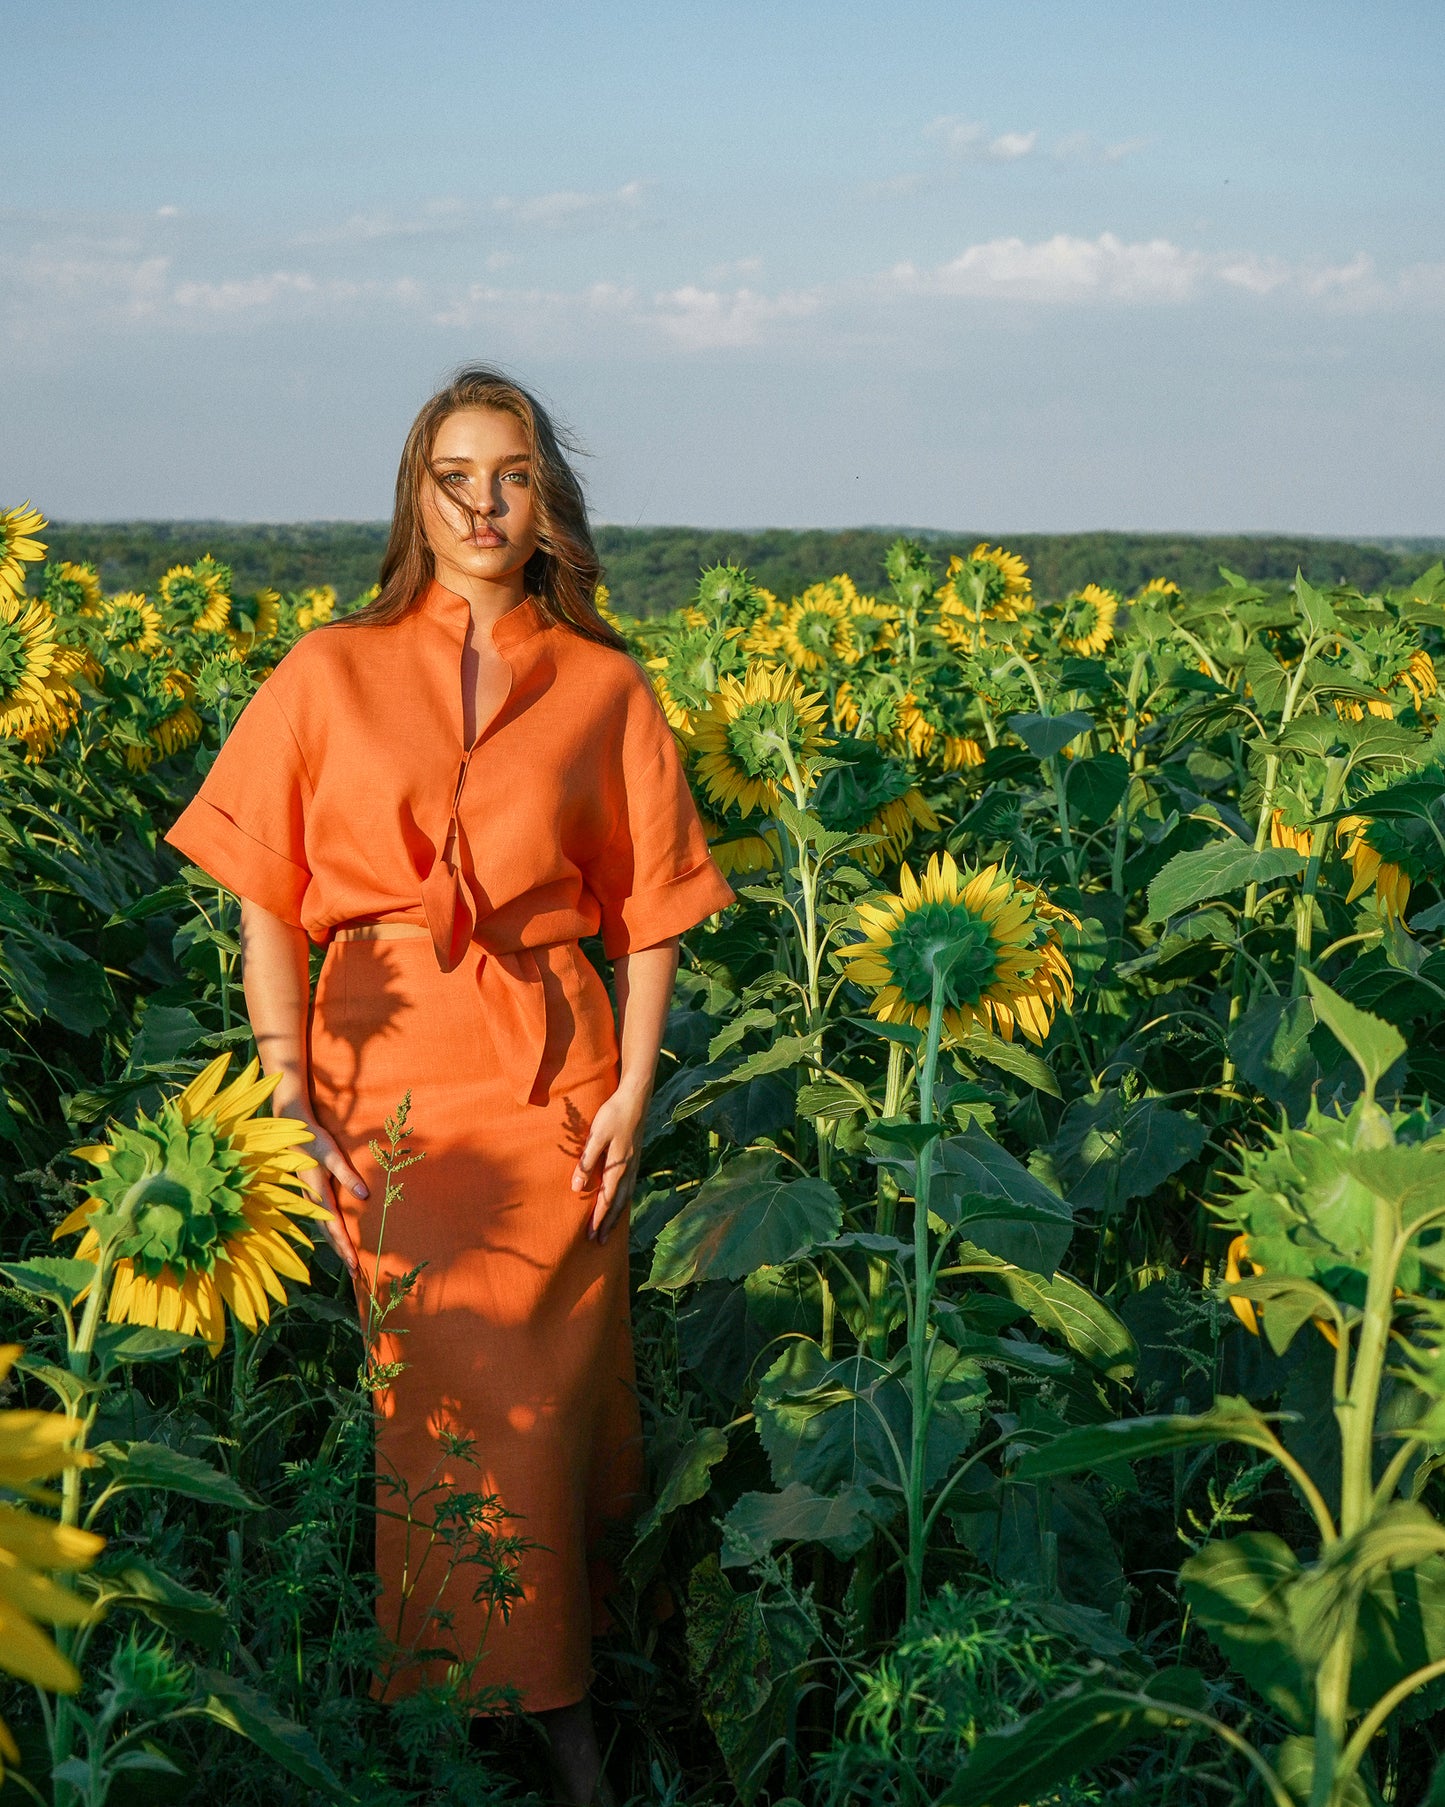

{"left": 165, "top": 579, "right": 736, "bottom": 1101}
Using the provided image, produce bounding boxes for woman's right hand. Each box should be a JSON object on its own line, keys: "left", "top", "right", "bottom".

{"left": 292, "top": 1110, "right": 368, "bottom": 1279}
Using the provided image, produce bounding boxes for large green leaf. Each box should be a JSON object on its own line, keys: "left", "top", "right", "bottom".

{"left": 1016, "top": 1397, "right": 1280, "bottom": 1480}
{"left": 95, "top": 1441, "right": 260, "bottom": 1510}
{"left": 721, "top": 1481, "right": 881, "bottom": 1566}
{"left": 1228, "top": 995, "right": 1320, "bottom": 1118}
{"left": 671, "top": 1033, "right": 816, "bottom": 1120}
{"left": 1007, "top": 710, "right": 1094, "bottom": 760}
{"left": 1051, "top": 1093, "right": 1205, "bottom": 1217}
{"left": 753, "top": 1341, "right": 907, "bottom": 1494}
{"left": 0, "top": 1257, "right": 98, "bottom": 1309}
{"left": 931, "top": 1129, "right": 1075, "bottom": 1273}
{"left": 1304, "top": 973, "right": 1407, "bottom": 1099}
{"left": 197, "top": 1668, "right": 353, "bottom": 1802}
{"left": 646, "top": 1152, "right": 842, "bottom": 1290}
{"left": 958, "top": 1245, "right": 1137, "bottom": 1379}
{"left": 96, "top": 1557, "right": 226, "bottom": 1650}
{"left": 1, "top": 922, "right": 114, "bottom": 1033}
{"left": 633, "top": 1426, "right": 728, "bottom": 1541}
{"left": 1064, "top": 751, "right": 1130, "bottom": 824}
{"left": 1180, "top": 1533, "right": 1312, "bottom": 1728}
{"left": 1147, "top": 841, "right": 1305, "bottom": 923}
{"left": 939, "top": 1669, "right": 1209, "bottom": 1806}
{"left": 960, "top": 1027, "right": 1062, "bottom": 1098}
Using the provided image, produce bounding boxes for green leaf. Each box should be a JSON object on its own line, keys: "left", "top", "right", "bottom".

{"left": 1064, "top": 752, "right": 1130, "bottom": 824}
{"left": 671, "top": 1033, "right": 816, "bottom": 1120}
{"left": 721, "top": 1481, "right": 881, "bottom": 1566}
{"left": 939, "top": 1670, "right": 1209, "bottom": 1806}
{"left": 1147, "top": 841, "right": 1305, "bottom": 923}
{"left": 1007, "top": 711, "right": 1095, "bottom": 760}
{"left": 0, "top": 1257, "right": 97, "bottom": 1309}
{"left": 95, "top": 1441, "right": 261, "bottom": 1510}
{"left": 1017, "top": 1397, "right": 1282, "bottom": 1481}
{"left": 96, "top": 1557, "right": 226, "bottom": 1650}
{"left": 94, "top": 1325, "right": 199, "bottom": 1365}
{"left": 634, "top": 1426, "right": 728, "bottom": 1541}
{"left": 753, "top": 1341, "right": 907, "bottom": 1493}
{"left": 932, "top": 1130, "right": 1075, "bottom": 1274}
{"left": 645, "top": 1151, "right": 842, "bottom": 1290}
{"left": 960, "top": 1028, "right": 1062, "bottom": 1098}
{"left": 1, "top": 923, "right": 114, "bottom": 1033}
{"left": 1179, "top": 1533, "right": 1311, "bottom": 1728}
{"left": 959, "top": 1245, "right": 1137, "bottom": 1378}
{"left": 1304, "top": 973, "right": 1407, "bottom": 1099}
{"left": 1051, "top": 1094, "right": 1206, "bottom": 1218}
{"left": 1274, "top": 1736, "right": 1372, "bottom": 1807}
{"left": 865, "top": 1119, "right": 946, "bottom": 1157}
{"left": 1228, "top": 996, "right": 1320, "bottom": 1118}
{"left": 197, "top": 1667, "right": 353, "bottom": 1802}
{"left": 127, "top": 1004, "right": 206, "bottom": 1071}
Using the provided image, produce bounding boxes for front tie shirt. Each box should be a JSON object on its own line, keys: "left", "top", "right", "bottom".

{"left": 164, "top": 578, "right": 737, "bottom": 1102}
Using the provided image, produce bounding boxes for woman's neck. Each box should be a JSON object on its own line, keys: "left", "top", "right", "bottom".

{"left": 431, "top": 558, "right": 528, "bottom": 633}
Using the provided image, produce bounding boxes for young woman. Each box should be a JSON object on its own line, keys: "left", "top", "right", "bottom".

{"left": 165, "top": 367, "right": 736, "bottom": 1803}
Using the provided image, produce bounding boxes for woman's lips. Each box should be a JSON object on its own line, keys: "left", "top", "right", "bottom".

{"left": 470, "top": 529, "right": 506, "bottom": 546}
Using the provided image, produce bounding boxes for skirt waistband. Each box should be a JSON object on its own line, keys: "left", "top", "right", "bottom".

{"left": 333, "top": 922, "right": 431, "bottom": 942}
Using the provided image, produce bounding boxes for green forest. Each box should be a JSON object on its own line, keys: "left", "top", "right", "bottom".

{"left": 41, "top": 519, "right": 1445, "bottom": 616}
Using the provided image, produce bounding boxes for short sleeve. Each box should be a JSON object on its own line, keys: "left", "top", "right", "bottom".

{"left": 164, "top": 680, "right": 313, "bottom": 928}
{"left": 588, "top": 688, "right": 736, "bottom": 958}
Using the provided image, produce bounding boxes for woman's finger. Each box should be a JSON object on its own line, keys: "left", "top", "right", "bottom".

{"left": 571, "top": 1115, "right": 612, "bottom": 1192}
{"left": 588, "top": 1139, "right": 635, "bottom": 1242}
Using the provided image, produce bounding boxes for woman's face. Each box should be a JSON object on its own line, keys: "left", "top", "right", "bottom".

{"left": 419, "top": 405, "right": 539, "bottom": 590}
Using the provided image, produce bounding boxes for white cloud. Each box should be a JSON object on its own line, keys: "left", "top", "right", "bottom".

{"left": 1052, "top": 132, "right": 1150, "bottom": 164}
{"left": 924, "top": 117, "right": 1038, "bottom": 161}
{"left": 643, "top": 284, "right": 820, "bottom": 350}
{"left": 492, "top": 179, "right": 648, "bottom": 228}
{"left": 890, "top": 232, "right": 1200, "bottom": 302}
{"left": 290, "top": 200, "right": 468, "bottom": 248}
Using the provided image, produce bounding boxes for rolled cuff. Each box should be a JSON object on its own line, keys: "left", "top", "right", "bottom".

{"left": 600, "top": 857, "right": 736, "bottom": 958}
{"left": 164, "top": 798, "right": 311, "bottom": 929}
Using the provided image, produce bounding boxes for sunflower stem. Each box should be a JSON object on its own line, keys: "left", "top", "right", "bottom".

{"left": 904, "top": 962, "right": 947, "bottom": 1629}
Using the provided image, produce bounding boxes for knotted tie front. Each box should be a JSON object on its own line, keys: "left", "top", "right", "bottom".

{"left": 420, "top": 807, "right": 550, "bottom": 1107}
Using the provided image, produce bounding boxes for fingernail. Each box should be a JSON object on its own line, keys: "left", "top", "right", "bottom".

{"left": 352, "top": 1182, "right": 368, "bottom": 1199}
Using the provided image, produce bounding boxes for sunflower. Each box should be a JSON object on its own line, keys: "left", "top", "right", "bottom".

{"left": 840, "top": 852, "right": 1078, "bottom": 1045}
{"left": 0, "top": 503, "right": 47, "bottom": 599}
{"left": 1056, "top": 584, "right": 1119, "bottom": 656}
{"left": 1393, "top": 648, "right": 1438, "bottom": 712}
{"left": 0, "top": 595, "right": 86, "bottom": 747}
{"left": 778, "top": 582, "right": 860, "bottom": 673}
{"left": 702, "top": 816, "right": 782, "bottom": 878}
{"left": 143, "top": 672, "right": 203, "bottom": 766}
{"left": 739, "top": 592, "right": 786, "bottom": 658}
{"left": 55, "top": 1054, "right": 328, "bottom": 1357}
{"left": 98, "top": 592, "right": 164, "bottom": 656}
{"left": 295, "top": 584, "right": 337, "bottom": 632}
{"left": 688, "top": 664, "right": 830, "bottom": 817}
{"left": 846, "top": 595, "right": 900, "bottom": 657}
{"left": 817, "top": 740, "right": 941, "bottom": 873}
{"left": 40, "top": 560, "right": 105, "bottom": 618}
{"left": 0, "top": 1343, "right": 105, "bottom": 1773}
{"left": 1135, "top": 576, "right": 1179, "bottom": 599}
{"left": 158, "top": 559, "right": 231, "bottom": 634}
{"left": 1335, "top": 814, "right": 1412, "bottom": 921}
{"left": 1269, "top": 809, "right": 1315, "bottom": 858}
{"left": 221, "top": 588, "right": 280, "bottom": 653}
{"left": 938, "top": 735, "right": 987, "bottom": 771}
{"left": 936, "top": 544, "right": 1033, "bottom": 650}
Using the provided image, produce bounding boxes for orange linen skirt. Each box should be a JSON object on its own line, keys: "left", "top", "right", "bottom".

{"left": 308, "top": 932, "right": 644, "bottom": 1713}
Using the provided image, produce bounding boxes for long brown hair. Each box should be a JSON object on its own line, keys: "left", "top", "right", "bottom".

{"left": 345, "top": 364, "right": 624, "bottom": 649}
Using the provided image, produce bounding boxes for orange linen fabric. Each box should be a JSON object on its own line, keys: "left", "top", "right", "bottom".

{"left": 165, "top": 580, "right": 736, "bottom": 1710}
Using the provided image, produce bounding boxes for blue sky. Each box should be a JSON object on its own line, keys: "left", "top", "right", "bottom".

{"left": 4, "top": 0, "right": 1442, "bottom": 532}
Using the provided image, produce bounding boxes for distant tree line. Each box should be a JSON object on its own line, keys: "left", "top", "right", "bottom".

{"left": 42, "top": 519, "right": 1445, "bottom": 617}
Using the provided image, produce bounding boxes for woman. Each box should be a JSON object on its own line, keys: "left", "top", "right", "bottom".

{"left": 165, "top": 366, "right": 736, "bottom": 1803}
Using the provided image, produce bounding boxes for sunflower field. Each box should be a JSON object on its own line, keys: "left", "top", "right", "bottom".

{"left": 3, "top": 498, "right": 1445, "bottom": 1807}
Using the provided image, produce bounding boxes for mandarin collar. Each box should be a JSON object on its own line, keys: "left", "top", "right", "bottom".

{"left": 417, "top": 578, "right": 545, "bottom": 652}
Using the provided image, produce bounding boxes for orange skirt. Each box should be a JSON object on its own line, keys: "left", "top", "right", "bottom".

{"left": 308, "top": 934, "right": 644, "bottom": 1713}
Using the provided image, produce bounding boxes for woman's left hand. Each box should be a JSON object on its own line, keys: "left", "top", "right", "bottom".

{"left": 572, "top": 1083, "right": 649, "bottom": 1244}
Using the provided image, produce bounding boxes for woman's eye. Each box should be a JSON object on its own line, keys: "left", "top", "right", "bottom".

{"left": 502, "top": 469, "right": 530, "bottom": 485}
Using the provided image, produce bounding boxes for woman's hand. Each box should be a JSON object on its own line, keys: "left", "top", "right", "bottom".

{"left": 285, "top": 1098, "right": 368, "bottom": 1278}
{"left": 572, "top": 1082, "right": 649, "bottom": 1246}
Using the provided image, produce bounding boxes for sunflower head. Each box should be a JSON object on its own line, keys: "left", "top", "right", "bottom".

{"left": 1055, "top": 584, "right": 1120, "bottom": 656}
{"left": 98, "top": 592, "right": 164, "bottom": 656}
{"left": 0, "top": 595, "right": 85, "bottom": 749}
{"left": 816, "top": 740, "right": 939, "bottom": 872}
{"left": 839, "top": 852, "right": 1079, "bottom": 1045}
{"left": 0, "top": 503, "right": 48, "bottom": 598}
{"left": 780, "top": 581, "right": 860, "bottom": 672}
{"left": 159, "top": 557, "right": 232, "bottom": 634}
{"left": 1135, "top": 576, "right": 1180, "bottom": 600}
{"left": 56, "top": 1054, "right": 326, "bottom": 1355}
{"left": 691, "top": 563, "right": 769, "bottom": 629}
{"left": 40, "top": 560, "right": 104, "bottom": 618}
{"left": 688, "top": 663, "right": 830, "bottom": 816}
{"left": 937, "top": 546, "right": 1034, "bottom": 643}
{"left": 294, "top": 585, "right": 337, "bottom": 633}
